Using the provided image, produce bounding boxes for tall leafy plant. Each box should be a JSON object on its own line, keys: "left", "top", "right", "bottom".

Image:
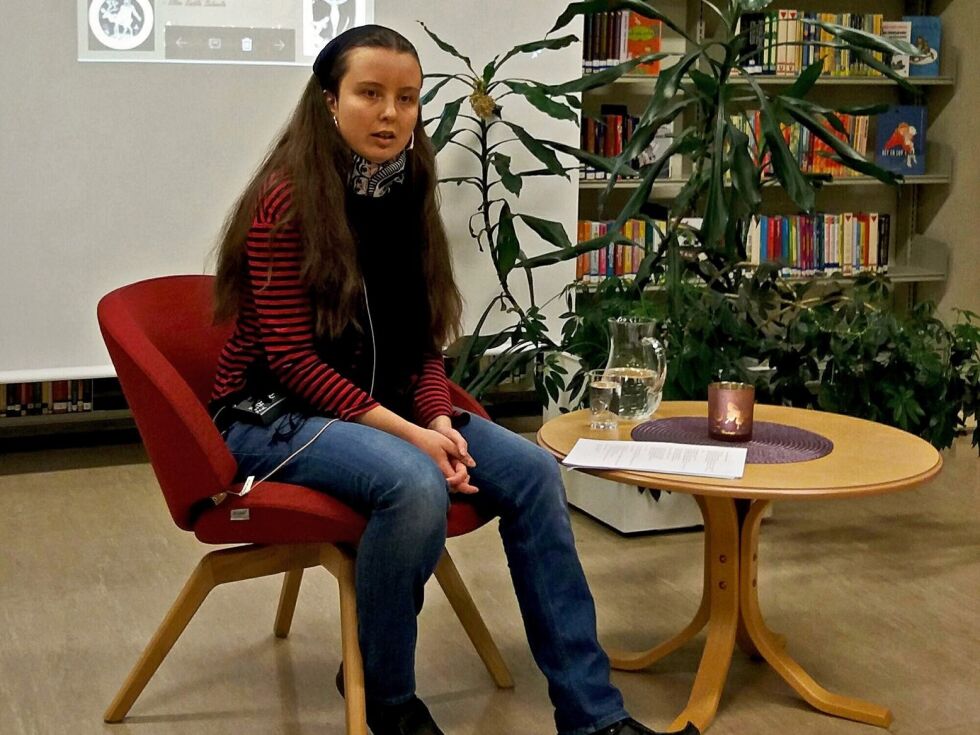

{"left": 421, "top": 22, "right": 659, "bottom": 401}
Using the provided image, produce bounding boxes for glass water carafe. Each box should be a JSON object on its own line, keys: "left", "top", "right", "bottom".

{"left": 603, "top": 317, "right": 667, "bottom": 421}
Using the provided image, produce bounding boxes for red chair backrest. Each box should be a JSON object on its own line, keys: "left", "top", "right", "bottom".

{"left": 97, "top": 274, "right": 490, "bottom": 531}
{"left": 98, "top": 275, "right": 237, "bottom": 531}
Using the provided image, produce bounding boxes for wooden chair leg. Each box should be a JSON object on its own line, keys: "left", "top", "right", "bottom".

{"left": 274, "top": 569, "right": 305, "bottom": 639}
{"left": 322, "top": 546, "right": 368, "bottom": 735}
{"left": 105, "top": 543, "right": 324, "bottom": 723}
{"left": 104, "top": 555, "right": 217, "bottom": 722}
{"left": 434, "top": 549, "right": 514, "bottom": 689}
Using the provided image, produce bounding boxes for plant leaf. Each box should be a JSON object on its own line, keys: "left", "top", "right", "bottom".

{"left": 500, "top": 121, "right": 568, "bottom": 178}
{"left": 544, "top": 52, "right": 671, "bottom": 94}
{"left": 517, "top": 214, "right": 572, "bottom": 249}
{"left": 493, "top": 34, "right": 579, "bottom": 75}
{"left": 807, "top": 18, "right": 919, "bottom": 57}
{"left": 552, "top": 0, "right": 693, "bottom": 43}
{"left": 783, "top": 59, "right": 825, "bottom": 99}
{"left": 496, "top": 203, "right": 520, "bottom": 278}
{"left": 541, "top": 138, "right": 637, "bottom": 177}
{"left": 783, "top": 100, "right": 900, "bottom": 184}
{"left": 418, "top": 22, "right": 476, "bottom": 74}
{"left": 619, "top": 95, "right": 693, "bottom": 173}
{"left": 644, "top": 50, "right": 701, "bottom": 126}
{"left": 430, "top": 97, "right": 466, "bottom": 152}
{"left": 482, "top": 59, "right": 497, "bottom": 84}
{"left": 727, "top": 123, "right": 762, "bottom": 208}
{"left": 491, "top": 153, "right": 523, "bottom": 196}
{"left": 421, "top": 75, "right": 456, "bottom": 106}
{"left": 688, "top": 69, "right": 719, "bottom": 99}
{"left": 611, "top": 134, "right": 686, "bottom": 230}
{"left": 609, "top": 153, "right": 676, "bottom": 232}
{"left": 746, "top": 79, "right": 815, "bottom": 212}
{"left": 502, "top": 81, "right": 579, "bottom": 122}
{"left": 853, "top": 48, "right": 917, "bottom": 92}
{"left": 520, "top": 231, "right": 633, "bottom": 268}
{"left": 701, "top": 100, "right": 729, "bottom": 251}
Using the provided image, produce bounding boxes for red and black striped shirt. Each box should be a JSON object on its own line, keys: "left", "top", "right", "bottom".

{"left": 210, "top": 179, "right": 453, "bottom": 425}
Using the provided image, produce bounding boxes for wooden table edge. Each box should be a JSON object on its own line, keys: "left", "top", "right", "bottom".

{"left": 536, "top": 429, "right": 945, "bottom": 501}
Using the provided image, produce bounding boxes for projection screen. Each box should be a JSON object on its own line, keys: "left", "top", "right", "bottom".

{"left": 78, "top": 0, "right": 374, "bottom": 65}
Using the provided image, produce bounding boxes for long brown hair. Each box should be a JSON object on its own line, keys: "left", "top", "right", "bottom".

{"left": 213, "top": 27, "right": 462, "bottom": 349}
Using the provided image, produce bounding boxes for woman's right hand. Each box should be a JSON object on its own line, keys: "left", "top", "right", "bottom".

{"left": 408, "top": 426, "right": 479, "bottom": 494}
{"left": 354, "top": 405, "right": 478, "bottom": 494}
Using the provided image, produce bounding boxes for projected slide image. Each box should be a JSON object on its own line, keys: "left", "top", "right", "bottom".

{"left": 88, "top": 0, "right": 155, "bottom": 52}
{"left": 305, "top": 0, "right": 356, "bottom": 57}
{"left": 78, "top": 0, "right": 373, "bottom": 64}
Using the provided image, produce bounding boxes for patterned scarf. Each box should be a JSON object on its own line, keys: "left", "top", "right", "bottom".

{"left": 348, "top": 150, "right": 407, "bottom": 198}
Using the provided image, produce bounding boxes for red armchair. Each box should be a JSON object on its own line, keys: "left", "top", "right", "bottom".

{"left": 97, "top": 275, "right": 511, "bottom": 734}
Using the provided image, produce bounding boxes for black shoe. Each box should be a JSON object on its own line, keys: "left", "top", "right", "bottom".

{"left": 335, "top": 662, "right": 444, "bottom": 735}
{"left": 366, "top": 696, "right": 444, "bottom": 735}
{"left": 590, "top": 718, "right": 700, "bottom": 735}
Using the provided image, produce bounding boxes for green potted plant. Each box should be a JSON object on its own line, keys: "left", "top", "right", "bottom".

{"left": 420, "top": 22, "right": 658, "bottom": 404}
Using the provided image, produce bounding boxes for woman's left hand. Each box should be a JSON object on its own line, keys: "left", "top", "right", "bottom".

{"left": 428, "top": 414, "right": 477, "bottom": 494}
{"left": 427, "top": 415, "right": 476, "bottom": 469}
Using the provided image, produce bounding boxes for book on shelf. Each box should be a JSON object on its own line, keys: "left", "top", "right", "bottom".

{"left": 732, "top": 111, "right": 871, "bottom": 179}
{"left": 2, "top": 380, "right": 96, "bottom": 418}
{"left": 746, "top": 212, "right": 890, "bottom": 277}
{"left": 881, "top": 21, "right": 912, "bottom": 77}
{"left": 583, "top": 10, "right": 662, "bottom": 73}
{"left": 740, "top": 12, "right": 768, "bottom": 75}
{"left": 875, "top": 105, "right": 927, "bottom": 176}
{"left": 580, "top": 108, "right": 677, "bottom": 181}
{"left": 731, "top": 11, "right": 943, "bottom": 80}
{"left": 575, "top": 217, "right": 665, "bottom": 283}
{"left": 626, "top": 12, "right": 662, "bottom": 75}
{"left": 904, "top": 16, "right": 941, "bottom": 77}
{"left": 776, "top": 9, "right": 800, "bottom": 76}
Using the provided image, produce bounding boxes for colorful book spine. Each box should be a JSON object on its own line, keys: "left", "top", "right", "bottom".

{"left": 583, "top": 11, "right": 663, "bottom": 73}
{"left": 575, "top": 218, "right": 665, "bottom": 283}
{"left": 746, "top": 213, "right": 889, "bottom": 277}
{"left": 0, "top": 380, "right": 97, "bottom": 418}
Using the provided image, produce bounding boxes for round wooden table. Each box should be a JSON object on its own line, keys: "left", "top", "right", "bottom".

{"left": 537, "top": 402, "right": 943, "bottom": 734}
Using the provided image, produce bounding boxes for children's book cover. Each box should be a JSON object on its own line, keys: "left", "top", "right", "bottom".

{"left": 627, "top": 13, "right": 661, "bottom": 75}
{"left": 876, "top": 106, "right": 927, "bottom": 175}
{"left": 881, "top": 21, "right": 912, "bottom": 77}
{"left": 903, "top": 16, "right": 941, "bottom": 77}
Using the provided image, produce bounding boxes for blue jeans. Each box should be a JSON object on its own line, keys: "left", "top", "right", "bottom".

{"left": 224, "top": 410, "right": 628, "bottom": 735}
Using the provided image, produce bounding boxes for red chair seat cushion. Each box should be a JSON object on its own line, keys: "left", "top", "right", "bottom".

{"left": 193, "top": 481, "right": 492, "bottom": 545}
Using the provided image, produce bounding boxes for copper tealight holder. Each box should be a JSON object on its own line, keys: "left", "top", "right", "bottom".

{"left": 708, "top": 382, "right": 755, "bottom": 442}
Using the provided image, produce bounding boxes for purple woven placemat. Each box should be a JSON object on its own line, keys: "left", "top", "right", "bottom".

{"left": 630, "top": 417, "right": 833, "bottom": 464}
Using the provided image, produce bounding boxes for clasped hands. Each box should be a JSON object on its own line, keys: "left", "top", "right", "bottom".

{"left": 415, "top": 415, "right": 478, "bottom": 494}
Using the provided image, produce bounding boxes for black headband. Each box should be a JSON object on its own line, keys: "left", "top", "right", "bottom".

{"left": 312, "top": 24, "right": 390, "bottom": 92}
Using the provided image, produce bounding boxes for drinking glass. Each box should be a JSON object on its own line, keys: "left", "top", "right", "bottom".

{"left": 588, "top": 369, "right": 620, "bottom": 431}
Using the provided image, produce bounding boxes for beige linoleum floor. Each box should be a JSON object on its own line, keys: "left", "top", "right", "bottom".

{"left": 1, "top": 436, "right": 977, "bottom": 735}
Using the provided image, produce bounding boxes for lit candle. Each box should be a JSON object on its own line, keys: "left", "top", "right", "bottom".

{"left": 709, "top": 382, "right": 755, "bottom": 441}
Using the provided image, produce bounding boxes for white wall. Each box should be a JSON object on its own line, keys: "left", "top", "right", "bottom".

{"left": 0, "top": 1, "right": 580, "bottom": 382}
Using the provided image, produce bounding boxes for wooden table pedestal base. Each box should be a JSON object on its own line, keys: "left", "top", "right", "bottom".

{"left": 605, "top": 496, "right": 893, "bottom": 734}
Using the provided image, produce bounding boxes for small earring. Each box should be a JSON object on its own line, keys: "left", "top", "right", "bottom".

{"left": 332, "top": 115, "right": 339, "bottom": 127}
{"left": 407, "top": 131, "right": 415, "bottom": 150}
